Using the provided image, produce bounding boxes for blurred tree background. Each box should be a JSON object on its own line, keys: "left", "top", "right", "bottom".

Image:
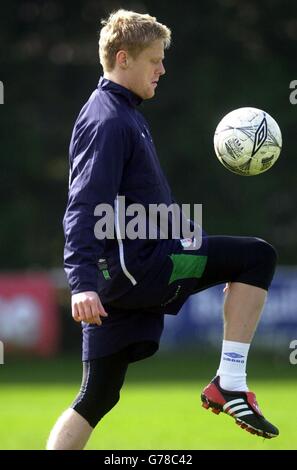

{"left": 0, "top": 0, "right": 296, "bottom": 270}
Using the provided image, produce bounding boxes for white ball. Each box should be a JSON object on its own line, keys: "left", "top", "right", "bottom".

{"left": 213, "top": 107, "right": 282, "bottom": 176}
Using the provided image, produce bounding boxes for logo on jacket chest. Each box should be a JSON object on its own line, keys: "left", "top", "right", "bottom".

{"left": 141, "top": 126, "right": 153, "bottom": 143}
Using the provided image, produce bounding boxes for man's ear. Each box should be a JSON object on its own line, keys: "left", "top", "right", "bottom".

{"left": 116, "top": 50, "right": 129, "bottom": 69}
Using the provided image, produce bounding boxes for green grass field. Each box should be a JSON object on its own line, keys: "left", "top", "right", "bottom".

{"left": 0, "top": 351, "right": 296, "bottom": 450}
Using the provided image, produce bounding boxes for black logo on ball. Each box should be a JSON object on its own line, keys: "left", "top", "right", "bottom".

{"left": 252, "top": 116, "right": 267, "bottom": 156}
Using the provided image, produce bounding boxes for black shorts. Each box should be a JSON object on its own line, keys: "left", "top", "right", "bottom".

{"left": 82, "top": 236, "right": 276, "bottom": 362}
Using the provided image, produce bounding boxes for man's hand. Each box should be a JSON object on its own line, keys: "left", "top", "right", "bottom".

{"left": 71, "top": 291, "right": 108, "bottom": 326}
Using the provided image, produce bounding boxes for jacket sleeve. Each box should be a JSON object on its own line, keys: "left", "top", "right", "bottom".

{"left": 63, "top": 118, "right": 130, "bottom": 294}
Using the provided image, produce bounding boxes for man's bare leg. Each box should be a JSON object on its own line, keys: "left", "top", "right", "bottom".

{"left": 223, "top": 282, "right": 266, "bottom": 343}
{"left": 46, "top": 408, "right": 93, "bottom": 450}
{"left": 201, "top": 281, "right": 279, "bottom": 437}
{"left": 216, "top": 282, "right": 266, "bottom": 391}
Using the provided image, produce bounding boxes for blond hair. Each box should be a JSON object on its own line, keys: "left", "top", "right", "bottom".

{"left": 99, "top": 9, "right": 171, "bottom": 72}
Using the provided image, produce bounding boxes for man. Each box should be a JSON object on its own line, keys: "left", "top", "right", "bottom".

{"left": 47, "top": 10, "right": 279, "bottom": 450}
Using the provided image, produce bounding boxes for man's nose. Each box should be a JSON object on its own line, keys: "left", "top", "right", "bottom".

{"left": 159, "top": 62, "right": 165, "bottom": 76}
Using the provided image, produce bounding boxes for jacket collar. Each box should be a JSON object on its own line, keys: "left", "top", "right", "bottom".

{"left": 98, "top": 76, "right": 142, "bottom": 107}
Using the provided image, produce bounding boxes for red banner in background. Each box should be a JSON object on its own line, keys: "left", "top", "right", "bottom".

{"left": 0, "top": 274, "right": 59, "bottom": 356}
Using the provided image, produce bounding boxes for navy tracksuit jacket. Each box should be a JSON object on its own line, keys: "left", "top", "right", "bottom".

{"left": 63, "top": 77, "right": 178, "bottom": 304}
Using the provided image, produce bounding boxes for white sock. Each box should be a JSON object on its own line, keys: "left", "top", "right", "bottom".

{"left": 216, "top": 340, "right": 250, "bottom": 391}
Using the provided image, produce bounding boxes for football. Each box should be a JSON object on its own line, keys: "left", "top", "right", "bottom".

{"left": 213, "top": 107, "right": 282, "bottom": 176}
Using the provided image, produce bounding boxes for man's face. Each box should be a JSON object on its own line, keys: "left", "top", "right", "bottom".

{"left": 125, "top": 39, "right": 166, "bottom": 100}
